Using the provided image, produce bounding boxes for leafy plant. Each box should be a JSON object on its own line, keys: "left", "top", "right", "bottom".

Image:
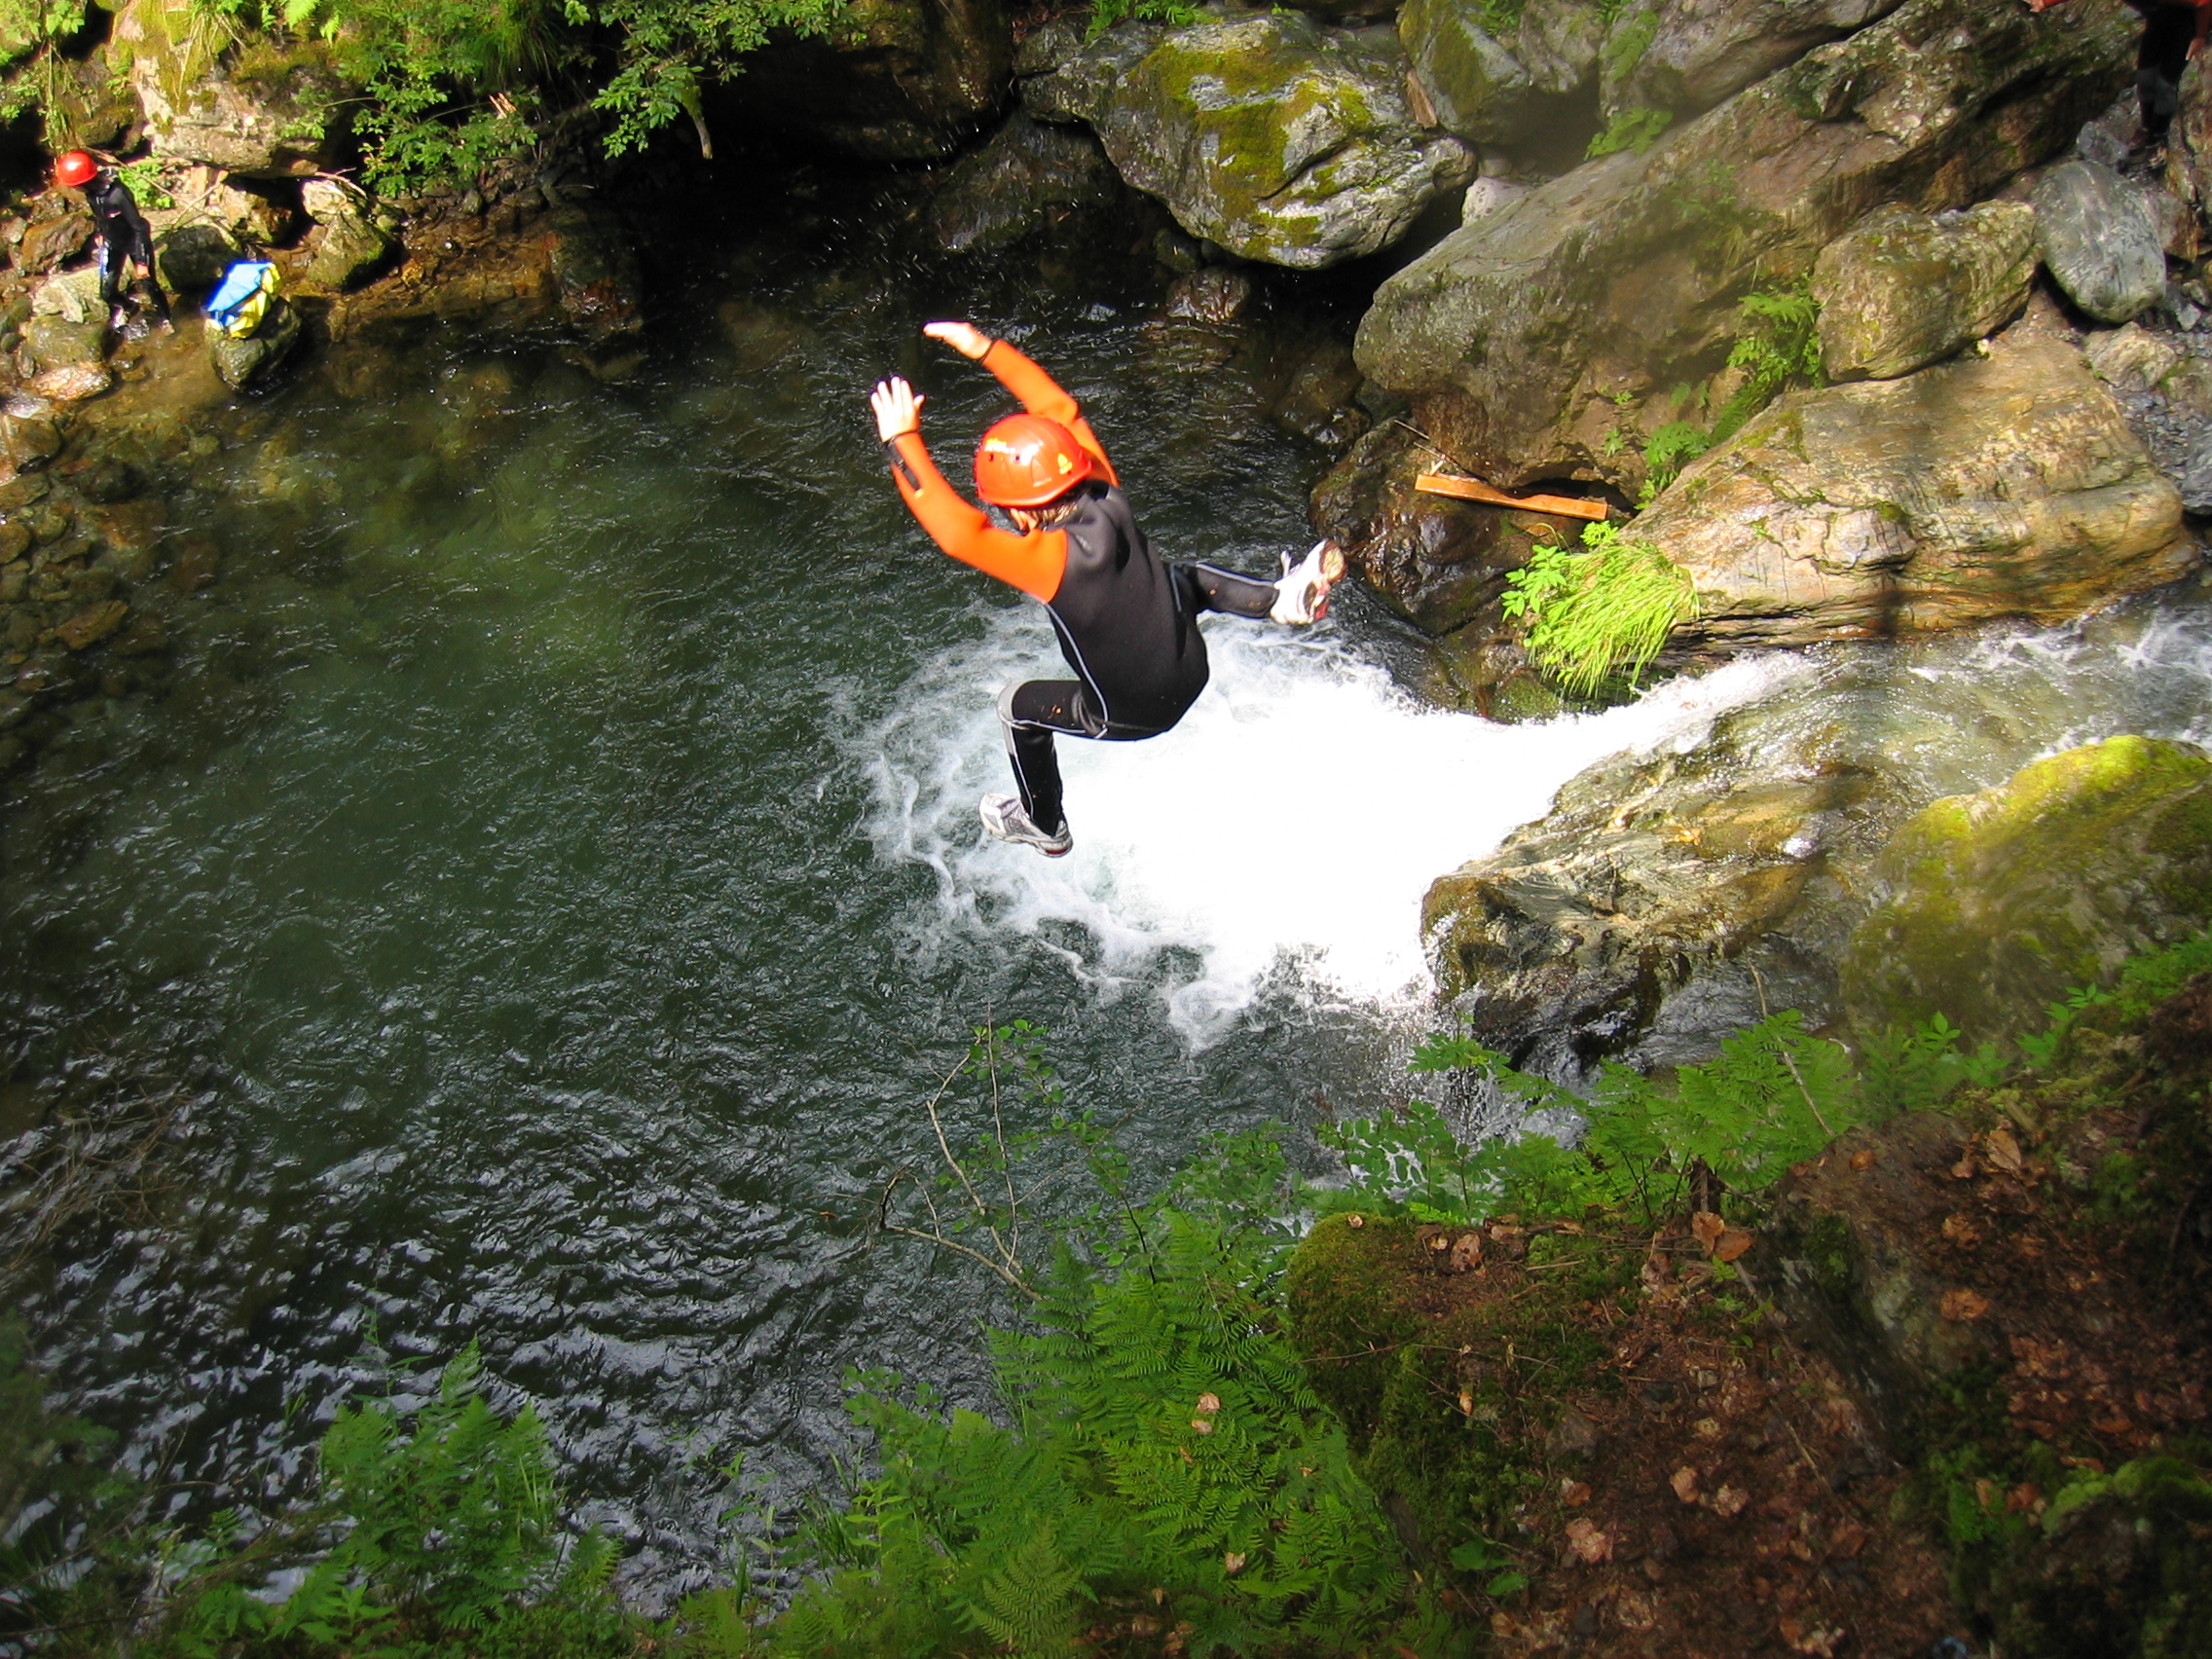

{"left": 0, "top": 1319, "right": 150, "bottom": 1656}
{"left": 190, "top": 0, "right": 847, "bottom": 190}
{"left": 1586, "top": 102, "right": 1671, "bottom": 159}
{"left": 1856, "top": 1014, "right": 2007, "bottom": 1116}
{"left": 1639, "top": 283, "right": 1824, "bottom": 501}
{"left": 2017, "top": 926, "right": 2212, "bottom": 1070}
{"left": 771, "top": 1156, "right": 1450, "bottom": 1655}
{"left": 1318, "top": 1007, "right": 2009, "bottom": 1234}
{"left": 1086, "top": 0, "right": 1198, "bottom": 40}
{"left": 158, "top": 1345, "right": 633, "bottom": 1658}
{"left": 1499, "top": 519, "right": 1700, "bottom": 697}
{"left": 113, "top": 157, "right": 178, "bottom": 210}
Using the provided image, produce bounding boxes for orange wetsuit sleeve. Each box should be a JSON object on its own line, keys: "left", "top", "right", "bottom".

{"left": 978, "top": 339, "right": 1120, "bottom": 488}
{"left": 887, "top": 430, "right": 1067, "bottom": 604}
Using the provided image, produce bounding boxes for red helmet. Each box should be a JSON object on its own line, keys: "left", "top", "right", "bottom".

{"left": 974, "top": 414, "right": 1092, "bottom": 508}
{"left": 54, "top": 151, "right": 97, "bottom": 187}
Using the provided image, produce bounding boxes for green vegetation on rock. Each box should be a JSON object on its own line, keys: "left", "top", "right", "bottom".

{"left": 169, "top": 0, "right": 848, "bottom": 188}
{"left": 1639, "top": 281, "right": 1824, "bottom": 499}
{"left": 1844, "top": 736, "right": 2212, "bottom": 1042}
{"left": 1499, "top": 519, "right": 1699, "bottom": 697}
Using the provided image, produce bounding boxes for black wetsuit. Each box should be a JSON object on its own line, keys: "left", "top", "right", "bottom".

{"left": 83, "top": 173, "right": 167, "bottom": 321}
{"left": 998, "top": 479, "right": 1277, "bottom": 836}
{"left": 2126, "top": 0, "right": 2206, "bottom": 144}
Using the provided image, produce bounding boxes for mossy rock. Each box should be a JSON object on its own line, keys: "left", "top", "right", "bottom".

{"left": 209, "top": 296, "right": 303, "bottom": 391}
{"left": 1841, "top": 736, "right": 2212, "bottom": 1043}
{"left": 1064, "top": 14, "right": 1474, "bottom": 268}
{"left": 1813, "top": 201, "right": 2039, "bottom": 382}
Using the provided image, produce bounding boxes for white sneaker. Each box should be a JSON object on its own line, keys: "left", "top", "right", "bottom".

{"left": 1270, "top": 538, "right": 1347, "bottom": 624}
{"left": 979, "top": 793, "right": 1073, "bottom": 857}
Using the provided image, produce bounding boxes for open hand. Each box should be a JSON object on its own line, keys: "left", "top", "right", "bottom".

{"left": 869, "top": 376, "right": 923, "bottom": 442}
{"left": 922, "top": 320, "right": 992, "bottom": 359}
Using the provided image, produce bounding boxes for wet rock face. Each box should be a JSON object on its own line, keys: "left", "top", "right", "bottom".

{"left": 544, "top": 207, "right": 644, "bottom": 346}
{"left": 1840, "top": 736, "right": 2212, "bottom": 1041}
{"left": 1812, "top": 202, "right": 2037, "bottom": 382}
{"left": 1309, "top": 422, "right": 1529, "bottom": 632}
{"left": 299, "top": 179, "right": 392, "bottom": 293}
{"left": 2031, "top": 159, "right": 2166, "bottom": 324}
{"left": 1422, "top": 720, "right": 1908, "bottom": 1076}
{"left": 719, "top": 0, "right": 1013, "bottom": 160}
{"left": 128, "top": 33, "right": 350, "bottom": 177}
{"left": 1644, "top": 333, "right": 2192, "bottom": 652}
{"left": 1033, "top": 14, "right": 1474, "bottom": 268}
{"left": 1355, "top": 0, "right": 2135, "bottom": 494}
{"left": 2084, "top": 318, "right": 2212, "bottom": 511}
{"left": 924, "top": 112, "right": 1125, "bottom": 254}
{"left": 1600, "top": 0, "right": 1907, "bottom": 124}
{"left": 154, "top": 221, "right": 242, "bottom": 297}
{"left": 1398, "top": 0, "right": 1603, "bottom": 144}
{"left": 210, "top": 297, "right": 304, "bottom": 390}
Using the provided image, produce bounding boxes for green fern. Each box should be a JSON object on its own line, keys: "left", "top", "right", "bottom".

{"left": 1641, "top": 283, "right": 1824, "bottom": 500}
{"left": 1586, "top": 102, "right": 1671, "bottom": 159}
{"left": 1499, "top": 520, "right": 1699, "bottom": 697}
{"left": 1321, "top": 1004, "right": 2015, "bottom": 1232}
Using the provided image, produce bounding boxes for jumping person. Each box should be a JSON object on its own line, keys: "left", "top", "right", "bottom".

{"left": 868, "top": 320, "right": 1345, "bottom": 857}
{"left": 2030, "top": 0, "right": 2212, "bottom": 157}
{"left": 54, "top": 150, "right": 171, "bottom": 335}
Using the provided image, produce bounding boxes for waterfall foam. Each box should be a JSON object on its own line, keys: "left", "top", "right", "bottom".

{"left": 860, "top": 608, "right": 1817, "bottom": 1045}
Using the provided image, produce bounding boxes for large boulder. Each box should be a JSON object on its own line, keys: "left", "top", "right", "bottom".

{"left": 1599, "top": 0, "right": 1909, "bottom": 122}
{"left": 153, "top": 219, "right": 241, "bottom": 295}
{"left": 1354, "top": 0, "right": 2135, "bottom": 496}
{"left": 1310, "top": 421, "right": 1591, "bottom": 633}
{"left": 120, "top": 2, "right": 351, "bottom": 178}
{"left": 714, "top": 0, "right": 1013, "bottom": 160}
{"left": 22, "top": 313, "right": 107, "bottom": 374}
{"left": 299, "top": 178, "right": 390, "bottom": 292}
{"left": 1029, "top": 14, "right": 1473, "bottom": 268}
{"left": 1421, "top": 691, "right": 1918, "bottom": 1076}
{"left": 208, "top": 293, "right": 302, "bottom": 390}
{"left": 1812, "top": 201, "right": 2038, "bottom": 381}
{"left": 924, "top": 111, "right": 1125, "bottom": 253}
{"left": 2031, "top": 158, "right": 2167, "bottom": 324}
{"left": 1840, "top": 736, "right": 2212, "bottom": 1040}
{"left": 1397, "top": 0, "right": 1605, "bottom": 144}
{"left": 1641, "top": 332, "right": 2192, "bottom": 652}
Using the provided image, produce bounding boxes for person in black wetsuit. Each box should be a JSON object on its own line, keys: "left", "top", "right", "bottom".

{"left": 2033, "top": 0, "right": 2211, "bottom": 154}
{"left": 54, "top": 150, "right": 171, "bottom": 334}
{"left": 869, "top": 320, "right": 1344, "bottom": 857}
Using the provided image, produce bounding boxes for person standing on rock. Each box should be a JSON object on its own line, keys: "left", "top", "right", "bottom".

{"left": 868, "top": 321, "right": 1344, "bottom": 858}
{"left": 2031, "top": 0, "right": 2212, "bottom": 159}
{"left": 54, "top": 151, "right": 171, "bottom": 336}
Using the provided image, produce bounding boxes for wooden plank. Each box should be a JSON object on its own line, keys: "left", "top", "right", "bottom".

{"left": 1415, "top": 472, "right": 1611, "bottom": 522}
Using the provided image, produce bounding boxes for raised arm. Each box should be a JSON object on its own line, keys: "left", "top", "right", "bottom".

{"left": 869, "top": 375, "right": 1068, "bottom": 604}
{"left": 922, "top": 321, "right": 1120, "bottom": 487}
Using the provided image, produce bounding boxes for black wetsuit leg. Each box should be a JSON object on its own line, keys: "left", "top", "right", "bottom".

{"left": 1176, "top": 562, "right": 1278, "bottom": 619}
{"left": 2133, "top": 0, "right": 2195, "bottom": 144}
{"left": 999, "top": 680, "right": 1102, "bottom": 835}
{"left": 97, "top": 238, "right": 130, "bottom": 308}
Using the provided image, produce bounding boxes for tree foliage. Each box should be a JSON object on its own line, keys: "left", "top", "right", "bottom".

{"left": 192, "top": 0, "right": 846, "bottom": 189}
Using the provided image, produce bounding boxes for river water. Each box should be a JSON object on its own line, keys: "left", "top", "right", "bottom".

{"left": 5, "top": 205, "right": 2211, "bottom": 1595}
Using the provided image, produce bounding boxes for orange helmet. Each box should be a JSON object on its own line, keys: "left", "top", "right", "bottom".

{"left": 54, "top": 150, "right": 97, "bottom": 187}
{"left": 974, "top": 414, "right": 1092, "bottom": 508}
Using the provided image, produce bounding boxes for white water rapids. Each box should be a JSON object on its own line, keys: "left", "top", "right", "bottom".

{"left": 862, "top": 606, "right": 1820, "bottom": 1045}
